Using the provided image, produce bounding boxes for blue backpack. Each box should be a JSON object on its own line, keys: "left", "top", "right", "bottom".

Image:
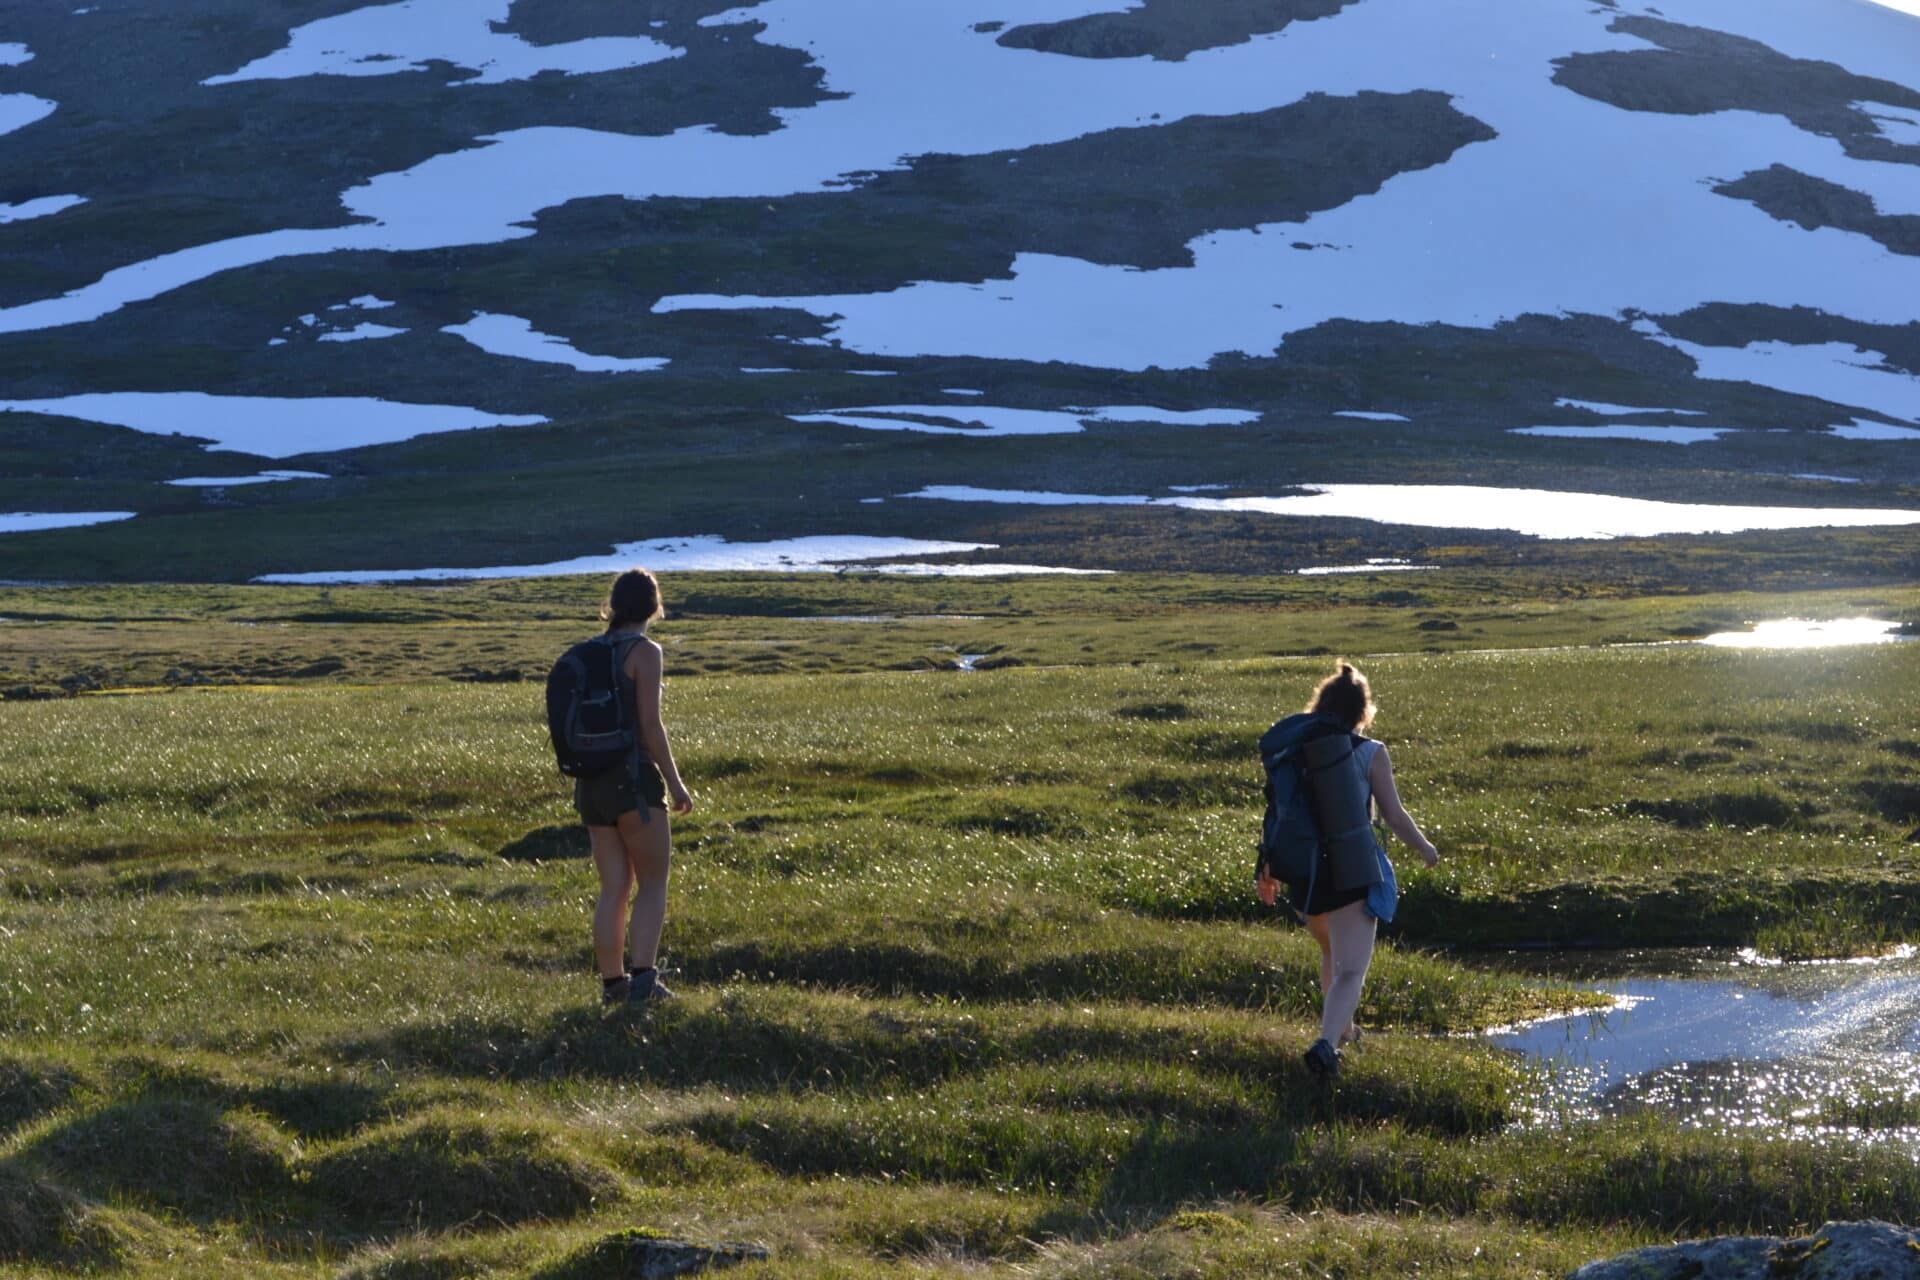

{"left": 545, "top": 635, "right": 640, "bottom": 778}
{"left": 1256, "top": 713, "right": 1381, "bottom": 891}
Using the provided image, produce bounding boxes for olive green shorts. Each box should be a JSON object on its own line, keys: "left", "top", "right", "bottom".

{"left": 573, "top": 758, "right": 668, "bottom": 827}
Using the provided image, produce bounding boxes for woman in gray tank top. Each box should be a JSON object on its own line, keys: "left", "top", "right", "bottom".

{"left": 1258, "top": 663, "right": 1439, "bottom": 1077}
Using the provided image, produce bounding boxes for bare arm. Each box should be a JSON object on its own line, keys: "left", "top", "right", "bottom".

{"left": 628, "top": 639, "right": 692, "bottom": 814}
{"left": 1369, "top": 745, "right": 1437, "bottom": 867}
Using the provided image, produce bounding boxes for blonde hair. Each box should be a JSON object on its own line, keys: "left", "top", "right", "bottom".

{"left": 1307, "top": 661, "right": 1375, "bottom": 732}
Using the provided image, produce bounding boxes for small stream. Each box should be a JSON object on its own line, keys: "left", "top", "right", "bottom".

{"left": 1489, "top": 948, "right": 1920, "bottom": 1143}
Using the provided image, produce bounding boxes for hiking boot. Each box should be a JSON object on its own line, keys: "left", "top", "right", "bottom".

{"left": 599, "top": 974, "right": 633, "bottom": 1005}
{"left": 627, "top": 967, "right": 676, "bottom": 1004}
{"left": 1303, "top": 1038, "right": 1341, "bottom": 1079}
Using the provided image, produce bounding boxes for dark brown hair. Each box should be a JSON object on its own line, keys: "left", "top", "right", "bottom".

{"left": 1307, "top": 661, "right": 1375, "bottom": 732}
{"left": 600, "top": 568, "right": 663, "bottom": 632}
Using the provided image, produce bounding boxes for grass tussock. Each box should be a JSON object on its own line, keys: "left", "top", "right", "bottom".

{"left": 306, "top": 1111, "right": 624, "bottom": 1230}
{"left": 0, "top": 1163, "right": 138, "bottom": 1268}
{"left": 27, "top": 1095, "right": 295, "bottom": 1214}
{"left": 0, "top": 1054, "right": 89, "bottom": 1137}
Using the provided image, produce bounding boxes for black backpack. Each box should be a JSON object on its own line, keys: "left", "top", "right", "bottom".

{"left": 1256, "top": 713, "right": 1381, "bottom": 891}
{"left": 546, "top": 635, "right": 639, "bottom": 778}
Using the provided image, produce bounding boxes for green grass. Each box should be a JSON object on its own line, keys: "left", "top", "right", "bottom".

{"left": 1, "top": 578, "right": 1917, "bottom": 1276}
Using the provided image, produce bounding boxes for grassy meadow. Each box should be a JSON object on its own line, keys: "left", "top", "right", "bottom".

{"left": 2, "top": 572, "right": 1919, "bottom": 1277}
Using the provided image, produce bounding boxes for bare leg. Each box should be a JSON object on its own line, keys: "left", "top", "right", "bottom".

{"left": 1318, "top": 899, "right": 1377, "bottom": 1047}
{"left": 618, "top": 807, "right": 672, "bottom": 971}
{"left": 589, "top": 824, "right": 635, "bottom": 979}
{"left": 1305, "top": 910, "right": 1334, "bottom": 995}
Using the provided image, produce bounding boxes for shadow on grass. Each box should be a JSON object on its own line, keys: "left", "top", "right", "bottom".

{"left": 498, "top": 824, "right": 590, "bottom": 862}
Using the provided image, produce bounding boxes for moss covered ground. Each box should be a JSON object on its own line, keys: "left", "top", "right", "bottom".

{"left": 1, "top": 573, "right": 1917, "bottom": 1276}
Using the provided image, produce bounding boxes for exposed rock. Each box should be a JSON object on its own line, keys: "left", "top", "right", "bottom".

{"left": 1571, "top": 1221, "right": 1920, "bottom": 1279}
{"left": 998, "top": 0, "right": 1360, "bottom": 62}
{"left": 536, "top": 1229, "right": 770, "bottom": 1279}
{"left": 1716, "top": 164, "right": 1920, "bottom": 258}
{"left": 1555, "top": 17, "right": 1920, "bottom": 165}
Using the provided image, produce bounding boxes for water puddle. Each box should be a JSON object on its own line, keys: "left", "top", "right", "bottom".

{"left": 1697, "top": 617, "right": 1911, "bottom": 648}
{"left": 1492, "top": 950, "right": 1920, "bottom": 1142}
{"left": 904, "top": 483, "right": 1920, "bottom": 539}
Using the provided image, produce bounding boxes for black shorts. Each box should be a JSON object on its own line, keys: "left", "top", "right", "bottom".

{"left": 573, "top": 756, "right": 667, "bottom": 827}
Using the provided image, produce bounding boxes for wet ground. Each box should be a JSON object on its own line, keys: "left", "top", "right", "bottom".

{"left": 1489, "top": 948, "right": 1920, "bottom": 1143}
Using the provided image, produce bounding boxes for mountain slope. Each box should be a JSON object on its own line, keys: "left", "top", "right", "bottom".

{"left": 1, "top": 0, "right": 1917, "bottom": 581}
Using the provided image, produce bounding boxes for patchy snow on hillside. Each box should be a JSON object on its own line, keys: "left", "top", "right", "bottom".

{"left": 0, "top": 194, "right": 85, "bottom": 224}
{"left": 2, "top": 0, "right": 1917, "bottom": 435}
{"left": 254, "top": 534, "right": 1098, "bottom": 582}
{"left": 203, "top": 0, "right": 681, "bottom": 86}
{"left": 904, "top": 483, "right": 1920, "bottom": 539}
{"left": 0, "top": 393, "right": 546, "bottom": 457}
{"left": 443, "top": 313, "right": 669, "bottom": 372}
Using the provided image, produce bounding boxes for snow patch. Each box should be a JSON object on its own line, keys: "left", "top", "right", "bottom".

{"left": 253, "top": 534, "right": 1100, "bottom": 582}
{"left": 316, "top": 322, "right": 408, "bottom": 343}
{"left": 1512, "top": 425, "right": 1733, "bottom": 444}
{"left": 1334, "top": 410, "right": 1410, "bottom": 422}
{"left": 0, "top": 195, "right": 86, "bottom": 224}
{"left": 1653, "top": 336, "right": 1920, "bottom": 425}
{"left": 904, "top": 483, "right": 1920, "bottom": 540}
{"left": 0, "top": 96, "right": 55, "bottom": 138}
{"left": 794, "top": 403, "right": 1257, "bottom": 437}
{"left": 1298, "top": 559, "right": 1436, "bottom": 575}
{"left": 0, "top": 393, "right": 548, "bottom": 457}
{"left": 166, "top": 470, "right": 330, "bottom": 487}
{"left": 0, "top": 511, "right": 135, "bottom": 534}
{"left": 1828, "top": 416, "right": 1920, "bottom": 440}
{"left": 0, "top": 44, "right": 32, "bottom": 66}
{"left": 442, "top": 312, "right": 669, "bottom": 372}
{"left": 1554, "top": 398, "right": 1707, "bottom": 417}
{"left": 1854, "top": 101, "right": 1920, "bottom": 147}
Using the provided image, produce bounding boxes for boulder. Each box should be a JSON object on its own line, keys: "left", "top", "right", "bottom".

{"left": 1571, "top": 1221, "right": 1920, "bottom": 1279}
